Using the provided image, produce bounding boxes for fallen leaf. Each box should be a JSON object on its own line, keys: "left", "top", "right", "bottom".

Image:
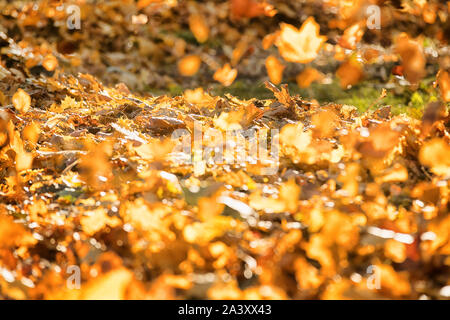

{"left": 265, "top": 55, "right": 284, "bottom": 85}
{"left": 276, "top": 17, "right": 327, "bottom": 63}
{"left": 12, "top": 89, "right": 31, "bottom": 113}
{"left": 178, "top": 55, "right": 202, "bottom": 76}
{"left": 189, "top": 13, "right": 209, "bottom": 43}
{"left": 214, "top": 64, "right": 238, "bottom": 86}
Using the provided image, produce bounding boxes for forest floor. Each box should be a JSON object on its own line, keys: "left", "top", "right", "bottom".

{"left": 0, "top": 0, "right": 449, "bottom": 300}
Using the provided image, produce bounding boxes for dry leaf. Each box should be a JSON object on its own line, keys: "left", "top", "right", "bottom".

{"left": 296, "top": 67, "right": 324, "bottom": 88}
{"left": 12, "top": 88, "right": 31, "bottom": 113}
{"left": 230, "top": 0, "right": 277, "bottom": 19}
{"left": 265, "top": 55, "right": 284, "bottom": 85}
{"left": 419, "top": 138, "right": 450, "bottom": 176}
{"left": 336, "top": 58, "right": 364, "bottom": 88}
{"left": 437, "top": 70, "right": 450, "bottom": 102}
{"left": 213, "top": 64, "right": 238, "bottom": 86}
{"left": 42, "top": 54, "right": 58, "bottom": 72}
{"left": 189, "top": 13, "right": 209, "bottom": 43}
{"left": 178, "top": 55, "right": 202, "bottom": 76}
{"left": 394, "top": 33, "right": 426, "bottom": 85}
{"left": 276, "top": 17, "right": 326, "bottom": 63}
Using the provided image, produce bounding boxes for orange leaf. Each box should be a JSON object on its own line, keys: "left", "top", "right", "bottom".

{"left": 42, "top": 54, "right": 58, "bottom": 72}
{"left": 80, "top": 269, "right": 133, "bottom": 300}
{"left": 437, "top": 70, "right": 450, "bottom": 102}
{"left": 0, "top": 214, "right": 37, "bottom": 248}
{"left": 336, "top": 58, "right": 363, "bottom": 89}
{"left": 339, "top": 21, "right": 364, "bottom": 50}
{"left": 178, "top": 55, "right": 202, "bottom": 77}
{"left": 419, "top": 138, "right": 450, "bottom": 177}
{"left": 230, "top": 0, "right": 277, "bottom": 19}
{"left": 213, "top": 63, "right": 237, "bottom": 86}
{"left": 394, "top": 33, "right": 425, "bottom": 85}
{"left": 189, "top": 13, "right": 209, "bottom": 43}
{"left": 12, "top": 88, "right": 31, "bottom": 113}
{"left": 265, "top": 55, "right": 284, "bottom": 85}
{"left": 262, "top": 32, "right": 278, "bottom": 50}
{"left": 296, "top": 67, "right": 324, "bottom": 88}
{"left": 276, "top": 17, "right": 327, "bottom": 63}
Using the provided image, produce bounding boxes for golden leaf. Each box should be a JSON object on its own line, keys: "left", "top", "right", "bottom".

{"left": 178, "top": 55, "right": 202, "bottom": 77}
{"left": 189, "top": 13, "right": 209, "bottom": 43}
{"left": 394, "top": 33, "right": 425, "bottom": 85}
{"left": 296, "top": 67, "right": 324, "bottom": 88}
{"left": 336, "top": 58, "right": 364, "bottom": 89}
{"left": 339, "top": 21, "right": 364, "bottom": 50}
{"left": 42, "top": 54, "right": 58, "bottom": 72}
{"left": 230, "top": 0, "right": 277, "bottom": 19}
{"left": 12, "top": 88, "right": 31, "bottom": 113}
{"left": 419, "top": 138, "right": 450, "bottom": 176}
{"left": 183, "top": 216, "right": 236, "bottom": 245}
{"left": 23, "top": 122, "right": 40, "bottom": 145}
{"left": 80, "top": 208, "right": 121, "bottom": 236}
{"left": 265, "top": 55, "right": 284, "bottom": 85}
{"left": 213, "top": 64, "right": 238, "bottom": 86}
{"left": 437, "top": 70, "right": 450, "bottom": 102}
{"left": 276, "top": 17, "right": 326, "bottom": 63}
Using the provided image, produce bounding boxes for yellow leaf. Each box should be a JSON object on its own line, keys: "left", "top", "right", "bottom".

{"left": 336, "top": 58, "right": 364, "bottom": 89}
{"left": 12, "top": 88, "right": 31, "bottom": 113}
{"left": 296, "top": 67, "right": 324, "bottom": 88}
{"left": 213, "top": 64, "right": 238, "bottom": 86}
{"left": 42, "top": 54, "right": 58, "bottom": 72}
{"left": 178, "top": 55, "right": 202, "bottom": 77}
{"left": 265, "top": 55, "right": 284, "bottom": 85}
{"left": 437, "top": 70, "right": 450, "bottom": 102}
{"left": 189, "top": 13, "right": 209, "bottom": 43}
{"left": 80, "top": 208, "right": 121, "bottom": 236}
{"left": 276, "top": 17, "right": 326, "bottom": 63}
{"left": 419, "top": 138, "right": 450, "bottom": 176}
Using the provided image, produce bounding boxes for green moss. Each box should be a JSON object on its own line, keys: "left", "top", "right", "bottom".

{"left": 212, "top": 77, "right": 440, "bottom": 118}
{"left": 173, "top": 30, "right": 198, "bottom": 45}
{"left": 168, "top": 83, "right": 184, "bottom": 96}
{"left": 146, "top": 76, "right": 441, "bottom": 118}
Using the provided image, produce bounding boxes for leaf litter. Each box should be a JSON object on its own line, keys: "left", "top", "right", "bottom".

{"left": 0, "top": 0, "right": 449, "bottom": 300}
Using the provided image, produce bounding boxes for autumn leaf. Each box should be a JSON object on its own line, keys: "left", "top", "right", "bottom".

{"left": 265, "top": 55, "right": 284, "bottom": 85}
{"left": 419, "top": 138, "right": 450, "bottom": 177}
{"left": 437, "top": 70, "right": 450, "bottom": 102}
{"left": 276, "top": 17, "right": 327, "bottom": 63}
{"left": 42, "top": 54, "right": 58, "bottom": 72}
{"left": 394, "top": 33, "right": 426, "bottom": 85}
{"left": 189, "top": 13, "right": 209, "bottom": 43}
{"left": 296, "top": 67, "right": 324, "bottom": 88}
{"left": 213, "top": 63, "right": 238, "bottom": 86}
{"left": 178, "top": 55, "right": 202, "bottom": 76}
{"left": 80, "top": 208, "right": 121, "bottom": 236}
{"left": 262, "top": 32, "right": 278, "bottom": 50}
{"left": 12, "top": 88, "right": 31, "bottom": 113}
{"left": 230, "top": 0, "right": 277, "bottom": 19}
{"left": 80, "top": 269, "right": 134, "bottom": 300}
{"left": 336, "top": 58, "right": 364, "bottom": 88}
{"left": 339, "top": 21, "right": 365, "bottom": 50}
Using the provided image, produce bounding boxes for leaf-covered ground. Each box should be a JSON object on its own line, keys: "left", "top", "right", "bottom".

{"left": 0, "top": 0, "right": 449, "bottom": 300}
